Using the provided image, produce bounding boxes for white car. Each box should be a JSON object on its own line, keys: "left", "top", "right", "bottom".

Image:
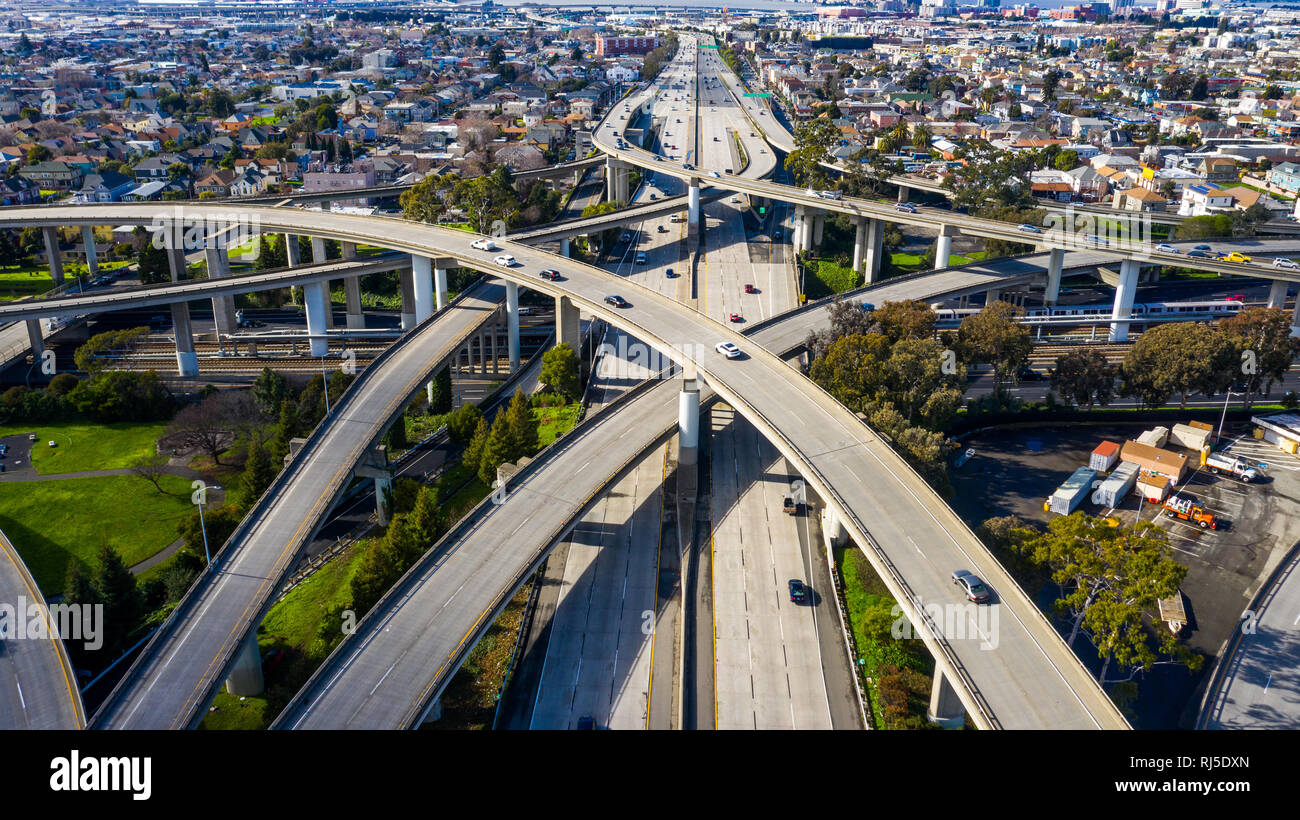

{"left": 493, "top": 254, "right": 517, "bottom": 267}
{"left": 1018, "top": 223, "right": 1042, "bottom": 234}
{"left": 471, "top": 238, "right": 498, "bottom": 251}
{"left": 715, "top": 341, "right": 741, "bottom": 359}
{"left": 1155, "top": 243, "right": 1180, "bottom": 254}
{"left": 1273, "top": 257, "right": 1300, "bottom": 269}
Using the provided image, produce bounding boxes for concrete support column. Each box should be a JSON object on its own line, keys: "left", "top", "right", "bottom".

{"left": 1292, "top": 295, "right": 1300, "bottom": 328}
{"left": 490, "top": 324, "right": 498, "bottom": 375}
{"left": 26, "top": 319, "right": 44, "bottom": 364}
{"left": 985, "top": 289, "right": 1001, "bottom": 305}
{"left": 204, "top": 245, "right": 237, "bottom": 337}
{"left": 434, "top": 266, "right": 449, "bottom": 310}
{"left": 375, "top": 475, "right": 392, "bottom": 526}
{"left": 852, "top": 217, "right": 868, "bottom": 275}
{"left": 412, "top": 255, "right": 434, "bottom": 324}
{"left": 897, "top": 186, "right": 910, "bottom": 204}
{"left": 812, "top": 211, "right": 824, "bottom": 247}
{"left": 678, "top": 378, "right": 700, "bottom": 467}
{"left": 934, "top": 227, "right": 956, "bottom": 271}
{"left": 341, "top": 241, "right": 357, "bottom": 260}
{"left": 605, "top": 157, "right": 616, "bottom": 201}
{"left": 42, "top": 227, "right": 63, "bottom": 285}
{"left": 927, "top": 669, "right": 966, "bottom": 729}
{"left": 399, "top": 267, "right": 416, "bottom": 330}
{"left": 303, "top": 281, "right": 329, "bottom": 357}
{"left": 225, "top": 631, "right": 264, "bottom": 697}
{"left": 556, "top": 294, "right": 581, "bottom": 351}
{"left": 81, "top": 226, "right": 98, "bottom": 278}
{"left": 284, "top": 233, "right": 301, "bottom": 266}
{"left": 1109, "top": 259, "right": 1141, "bottom": 343}
{"left": 344, "top": 277, "right": 364, "bottom": 329}
{"left": 171, "top": 302, "right": 198, "bottom": 378}
{"left": 1044, "top": 248, "right": 1065, "bottom": 306}
{"left": 311, "top": 237, "right": 334, "bottom": 329}
{"left": 506, "top": 280, "right": 520, "bottom": 372}
{"left": 1268, "top": 279, "right": 1289, "bottom": 309}
{"left": 560, "top": 237, "right": 570, "bottom": 258}
{"left": 688, "top": 181, "right": 701, "bottom": 229}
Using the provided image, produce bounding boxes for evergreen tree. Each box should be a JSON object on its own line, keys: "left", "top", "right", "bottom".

{"left": 463, "top": 417, "right": 489, "bottom": 476}
{"left": 241, "top": 435, "right": 276, "bottom": 503}
{"left": 504, "top": 388, "right": 539, "bottom": 460}
{"left": 93, "top": 542, "right": 143, "bottom": 656}
{"left": 429, "top": 366, "right": 452, "bottom": 414}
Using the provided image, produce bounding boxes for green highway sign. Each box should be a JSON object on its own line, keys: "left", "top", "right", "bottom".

{"left": 743, "top": 92, "right": 772, "bottom": 98}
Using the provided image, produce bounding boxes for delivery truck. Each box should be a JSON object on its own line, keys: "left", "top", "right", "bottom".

{"left": 1204, "top": 452, "right": 1258, "bottom": 483}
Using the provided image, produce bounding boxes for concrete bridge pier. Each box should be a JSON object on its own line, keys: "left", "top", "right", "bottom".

{"left": 556, "top": 294, "right": 581, "bottom": 352}
{"left": 897, "top": 186, "right": 910, "bottom": 204}
{"left": 927, "top": 669, "right": 966, "bottom": 729}
{"left": 560, "top": 237, "right": 570, "bottom": 258}
{"left": 355, "top": 447, "right": 393, "bottom": 525}
{"left": 412, "top": 255, "right": 434, "bottom": 323}
{"left": 435, "top": 265, "right": 449, "bottom": 310}
{"left": 812, "top": 211, "right": 825, "bottom": 247}
{"left": 340, "top": 242, "right": 365, "bottom": 329}
{"left": 506, "top": 281, "right": 521, "bottom": 372}
{"left": 303, "top": 281, "right": 330, "bottom": 357}
{"left": 1044, "top": 248, "right": 1065, "bottom": 305}
{"left": 81, "top": 226, "right": 98, "bottom": 279}
{"left": 1268, "top": 279, "right": 1289, "bottom": 309}
{"left": 203, "top": 245, "right": 237, "bottom": 339}
{"left": 1109, "top": 258, "right": 1141, "bottom": 342}
{"left": 225, "top": 631, "right": 265, "bottom": 697}
{"left": 171, "top": 304, "right": 198, "bottom": 377}
{"left": 284, "top": 233, "right": 301, "bottom": 305}
{"left": 42, "top": 227, "right": 63, "bottom": 285}
{"left": 934, "top": 226, "right": 958, "bottom": 271}
{"left": 399, "top": 265, "right": 416, "bottom": 330}
{"left": 311, "top": 237, "right": 335, "bottom": 329}
{"left": 678, "top": 377, "right": 700, "bottom": 468}
{"left": 26, "top": 320, "right": 44, "bottom": 366}
{"left": 821, "top": 508, "right": 848, "bottom": 548}
{"left": 854, "top": 217, "right": 884, "bottom": 284}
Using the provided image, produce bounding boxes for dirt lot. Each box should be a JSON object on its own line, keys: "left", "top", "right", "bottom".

{"left": 948, "top": 420, "right": 1300, "bottom": 728}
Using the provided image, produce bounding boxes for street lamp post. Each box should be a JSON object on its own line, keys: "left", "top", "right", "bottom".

{"left": 1217, "top": 389, "right": 1242, "bottom": 443}
{"left": 197, "top": 485, "right": 223, "bottom": 567}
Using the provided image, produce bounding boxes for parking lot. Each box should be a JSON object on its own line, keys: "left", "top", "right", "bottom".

{"left": 949, "top": 420, "right": 1300, "bottom": 727}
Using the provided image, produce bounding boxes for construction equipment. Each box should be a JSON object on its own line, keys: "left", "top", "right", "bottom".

{"left": 1162, "top": 495, "right": 1217, "bottom": 529}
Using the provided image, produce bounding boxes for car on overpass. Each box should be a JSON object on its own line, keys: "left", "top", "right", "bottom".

{"left": 1219, "top": 252, "right": 1252, "bottom": 263}
{"left": 1155, "top": 243, "right": 1180, "bottom": 254}
{"left": 604, "top": 295, "right": 629, "bottom": 308}
{"left": 538, "top": 269, "right": 561, "bottom": 281}
{"left": 788, "top": 579, "right": 808, "bottom": 604}
{"left": 1274, "top": 257, "right": 1300, "bottom": 269}
{"left": 953, "top": 570, "right": 992, "bottom": 604}
{"left": 471, "top": 238, "right": 498, "bottom": 251}
{"left": 729, "top": 313, "right": 743, "bottom": 323}
{"left": 744, "top": 283, "right": 758, "bottom": 294}
{"left": 896, "top": 203, "right": 917, "bottom": 214}
{"left": 715, "top": 341, "right": 741, "bottom": 359}
{"left": 493, "top": 255, "right": 517, "bottom": 267}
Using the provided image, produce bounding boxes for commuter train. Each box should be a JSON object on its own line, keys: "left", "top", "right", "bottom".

{"left": 931, "top": 299, "right": 1245, "bottom": 323}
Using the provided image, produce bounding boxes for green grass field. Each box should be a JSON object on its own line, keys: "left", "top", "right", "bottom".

{"left": 0, "top": 420, "right": 170, "bottom": 474}
{"left": 535, "top": 403, "right": 582, "bottom": 447}
{"left": 0, "top": 473, "right": 195, "bottom": 592}
{"left": 803, "top": 259, "right": 861, "bottom": 300}
{"left": 0, "top": 264, "right": 55, "bottom": 299}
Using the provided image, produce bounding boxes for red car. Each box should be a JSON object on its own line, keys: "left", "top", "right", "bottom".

{"left": 729, "top": 313, "right": 743, "bottom": 323}
{"left": 743, "top": 284, "right": 757, "bottom": 294}
{"left": 1227, "top": 294, "right": 1246, "bottom": 301}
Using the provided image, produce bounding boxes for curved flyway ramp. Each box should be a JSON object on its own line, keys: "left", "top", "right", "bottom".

{"left": 2, "top": 203, "right": 1127, "bottom": 729}
{"left": 0, "top": 528, "right": 86, "bottom": 729}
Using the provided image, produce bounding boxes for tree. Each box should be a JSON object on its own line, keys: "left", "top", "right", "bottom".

{"left": 1120, "top": 322, "right": 1235, "bottom": 409}
{"left": 1043, "top": 69, "right": 1060, "bottom": 102}
{"left": 1050, "top": 349, "right": 1116, "bottom": 409}
{"left": 881, "top": 337, "right": 965, "bottom": 427}
{"left": 165, "top": 390, "right": 263, "bottom": 465}
{"left": 1219, "top": 307, "right": 1300, "bottom": 407}
{"left": 808, "top": 333, "right": 892, "bottom": 415}
{"left": 74, "top": 327, "right": 150, "bottom": 373}
{"left": 446, "top": 403, "right": 483, "bottom": 444}
{"left": 540, "top": 343, "right": 580, "bottom": 401}
{"left": 429, "top": 366, "right": 452, "bottom": 414}
{"left": 872, "top": 299, "right": 938, "bottom": 344}
{"left": 952, "top": 301, "right": 1032, "bottom": 404}
{"left": 478, "top": 409, "right": 513, "bottom": 485}
{"left": 137, "top": 240, "right": 170, "bottom": 285}
{"left": 504, "top": 388, "right": 539, "bottom": 459}
{"left": 26, "top": 144, "right": 51, "bottom": 163}
{"left": 784, "top": 117, "right": 840, "bottom": 188}
{"left": 251, "top": 367, "right": 289, "bottom": 414}
{"left": 130, "top": 450, "right": 172, "bottom": 493}
{"left": 1053, "top": 149, "right": 1079, "bottom": 172}
{"left": 62, "top": 559, "right": 102, "bottom": 667}
{"left": 1006, "top": 513, "right": 1199, "bottom": 685}
{"left": 93, "top": 542, "right": 144, "bottom": 657}
{"left": 462, "top": 417, "right": 490, "bottom": 474}
{"left": 241, "top": 435, "right": 276, "bottom": 503}
{"left": 176, "top": 504, "right": 240, "bottom": 562}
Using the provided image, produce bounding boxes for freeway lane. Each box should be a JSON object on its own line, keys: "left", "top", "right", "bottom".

{"left": 0, "top": 528, "right": 85, "bottom": 729}
{"left": 2, "top": 202, "right": 1125, "bottom": 729}
{"left": 90, "top": 274, "right": 507, "bottom": 729}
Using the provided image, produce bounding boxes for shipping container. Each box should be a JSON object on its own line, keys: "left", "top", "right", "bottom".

{"left": 1048, "top": 466, "right": 1098, "bottom": 515}
{"left": 1121, "top": 440, "right": 1187, "bottom": 482}
{"left": 1168, "top": 423, "right": 1212, "bottom": 452}
{"left": 1137, "top": 426, "right": 1170, "bottom": 448}
{"left": 1092, "top": 461, "right": 1138, "bottom": 508}
{"left": 1090, "top": 441, "right": 1121, "bottom": 472}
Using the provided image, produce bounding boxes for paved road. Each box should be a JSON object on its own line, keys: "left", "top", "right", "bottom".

{"left": 0, "top": 528, "right": 85, "bottom": 729}
{"left": 11, "top": 199, "right": 1127, "bottom": 729}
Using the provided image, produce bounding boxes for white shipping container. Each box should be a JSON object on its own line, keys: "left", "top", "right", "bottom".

{"left": 1050, "top": 466, "right": 1098, "bottom": 515}
{"left": 1138, "top": 427, "right": 1170, "bottom": 448}
{"left": 1168, "top": 423, "right": 1211, "bottom": 452}
{"left": 1091, "top": 461, "right": 1139, "bottom": 509}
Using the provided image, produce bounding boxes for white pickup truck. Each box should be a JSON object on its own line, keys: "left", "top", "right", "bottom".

{"left": 1205, "top": 452, "right": 1258, "bottom": 483}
